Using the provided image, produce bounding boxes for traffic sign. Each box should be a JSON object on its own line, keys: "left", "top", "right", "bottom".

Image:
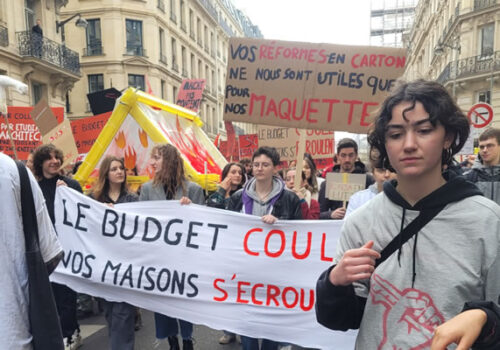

{"left": 467, "top": 103, "right": 493, "bottom": 128}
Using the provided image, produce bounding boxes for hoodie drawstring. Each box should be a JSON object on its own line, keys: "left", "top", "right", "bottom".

{"left": 397, "top": 207, "right": 406, "bottom": 266}
{"left": 412, "top": 229, "right": 419, "bottom": 288}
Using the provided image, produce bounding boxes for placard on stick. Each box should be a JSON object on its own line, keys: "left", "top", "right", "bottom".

{"left": 224, "top": 38, "right": 406, "bottom": 133}
{"left": 42, "top": 119, "right": 79, "bottom": 170}
{"left": 326, "top": 173, "right": 366, "bottom": 201}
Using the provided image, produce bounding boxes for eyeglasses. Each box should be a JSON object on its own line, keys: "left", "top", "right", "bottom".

{"left": 252, "top": 162, "right": 272, "bottom": 168}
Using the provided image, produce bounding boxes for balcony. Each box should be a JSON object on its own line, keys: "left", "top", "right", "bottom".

{"left": 125, "top": 46, "right": 146, "bottom": 57}
{"left": 437, "top": 51, "right": 500, "bottom": 85}
{"left": 0, "top": 25, "right": 8, "bottom": 47}
{"left": 219, "top": 18, "right": 234, "bottom": 37}
{"left": 16, "top": 31, "right": 80, "bottom": 75}
{"left": 158, "top": 0, "right": 165, "bottom": 12}
{"left": 83, "top": 42, "right": 103, "bottom": 56}
{"left": 474, "top": 0, "right": 497, "bottom": 10}
{"left": 197, "top": 0, "right": 218, "bottom": 20}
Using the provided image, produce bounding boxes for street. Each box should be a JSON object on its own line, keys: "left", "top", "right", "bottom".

{"left": 78, "top": 309, "right": 308, "bottom": 350}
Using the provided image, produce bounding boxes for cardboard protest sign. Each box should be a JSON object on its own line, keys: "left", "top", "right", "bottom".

{"left": 53, "top": 187, "right": 357, "bottom": 349}
{"left": 224, "top": 38, "right": 406, "bottom": 133}
{"left": 42, "top": 119, "right": 79, "bottom": 169}
{"left": 0, "top": 106, "right": 64, "bottom": 159}
{"left": 326, "top": 172, "right": 366, "bottom": 201}
{"left": 31, "top": 99, "right": 59, "bottom": 134}
{"left": 239, "top": 133, "right": 258, "bottom": 158}
{"left": 176, "top": 79, "right": 206, "bottom": 112}
{"left": 70, "top": 112, "right": 111, "bottom": 154}
{"left": 257, "top": 125, "right": 334, "bottom": 161}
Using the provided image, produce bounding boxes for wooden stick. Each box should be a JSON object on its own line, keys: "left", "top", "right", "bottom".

{"left": 294, "top": 130, "right": 307, "bottom": 191}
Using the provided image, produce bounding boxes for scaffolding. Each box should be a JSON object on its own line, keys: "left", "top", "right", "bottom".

{"left": 370, "top": 0, "right": 418, "bottom": 47}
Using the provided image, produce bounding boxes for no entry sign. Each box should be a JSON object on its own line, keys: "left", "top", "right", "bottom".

{"left": 468, "top": 103, "right": 493, "bottom": 128}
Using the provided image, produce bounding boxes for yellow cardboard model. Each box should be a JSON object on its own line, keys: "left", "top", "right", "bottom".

{"left": 74, "top": 88, "right": 226, "bottom": 192}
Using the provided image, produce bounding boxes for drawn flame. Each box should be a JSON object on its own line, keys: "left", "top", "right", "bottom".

{"left": 124, "top": 146, "right": 137, "bottom": 170}
{"left": 138, "top": 129, "right": 148, "bottom": 148}
{"left": 115, "top": 131, "right": 126, "bottom": 149}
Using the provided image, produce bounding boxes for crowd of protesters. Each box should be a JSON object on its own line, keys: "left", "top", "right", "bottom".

{"left": 3, "top": 79, "right": 500, "bottom": 350}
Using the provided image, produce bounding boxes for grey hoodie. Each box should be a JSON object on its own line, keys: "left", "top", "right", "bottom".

{"left": 316, "top": 172, "right": 500, "bottom": 349}
{"left": 464, "top": 162, "right": 500, "bottom": 204}
{"left": 242, "top": 176, "right": 284, "bottom": 216}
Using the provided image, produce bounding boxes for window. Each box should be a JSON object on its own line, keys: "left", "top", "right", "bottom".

{"left": 181, "top": 46, "right": 187, "bottom": 76}
{"left": 85, "top": 19, "right": 102, "bottom": 56}
{"left": 128, "top": 74, "right": 145, "bottom": 91}
{"left": 159, "top": 27, "right": 166, "bottom": 63}
{"left": 212, "top": 107, "right": 217, "bottom": 133}
{"left": 171, "top": 38, "right": 178, "bottom": 71}
{"left": 189, "top": 9, "right": 194, "bottom": 38}
{"left": 211, "top": 69, "right": 215, "bottom": 92}
{"left": 126, "top": 19, "right": 144, "bottom": 56}
{"left": 191, "top": 53, "right": 195, "bottom": 78}
{"left": 88, "top": 74, "right": 104, "bottom": 93}
{"left": 170, "top": 0, "right": 177, "bottom": 22}
{"left": 24, "top": 0, "right": 35, "bottom": 31}
{"left": 172, "top": 86, "right": 178, "bottom": 103}
{"left": 478, "top": 90, "right": 491, "bottom": 104}
{"left": 197, "top": 17, "right": 202, "bottom": 44}
{"left": 479, "top": 23, "right": 494, "bottom": 57}
{"left": 198, "top": 59, "right": 202, "bottom": 80}
{"left": 31, "top": 82, "right": 42, "bottom": 105}
{"left": 161, "top": 80, "right": 166, "bottom": 99}
{"left": 180, "top": 0, "right": 186, "bottom": 31}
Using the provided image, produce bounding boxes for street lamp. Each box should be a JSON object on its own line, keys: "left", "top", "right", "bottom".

{"left": 56, "top": 13, "right": 88, "bottom": 44}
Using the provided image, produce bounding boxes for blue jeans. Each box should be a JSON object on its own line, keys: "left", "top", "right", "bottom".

{"left": 240, "top": 336, "right": 279, "bottom": 350}
{"left": 103, "top": 301, "right": 135, "bottom": 350}
{"left": 154, "top": 313, "right": 193, "bottom": 340}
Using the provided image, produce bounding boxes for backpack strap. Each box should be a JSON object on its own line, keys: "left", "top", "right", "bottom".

{"left": 375, "top": 204, "right": 446, "bottom": 268}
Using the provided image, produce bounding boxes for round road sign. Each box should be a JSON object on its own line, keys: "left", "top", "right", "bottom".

{"left": 467, "top": 103, "right": 493, "bottom": 128}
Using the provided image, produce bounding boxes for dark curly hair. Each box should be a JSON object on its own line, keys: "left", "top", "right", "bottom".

{"left": 32, "top": 144, "right": 64, "bottom": 178}
{"left": 368, "top": 79, "right": 470, "bottom": 170}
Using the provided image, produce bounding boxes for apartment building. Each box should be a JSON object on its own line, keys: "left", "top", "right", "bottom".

{"left": 0, "top": 0, "right": 81, "bottom": 109}
{"left": 405, "top": 0, "right": 500, "bottom": 127}
{"left": 61, "top": 0, "right": 262, "bottom": 138}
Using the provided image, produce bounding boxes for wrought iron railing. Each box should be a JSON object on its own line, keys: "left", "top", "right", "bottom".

{"left": 0, "top": 25, "right": 8, "bottom": 47}
{"left": 197, "top": 0, "right": 217, "bottom": 20}
{"left": 16, "top": 31, "right": 80, "bottom": 75}
{"left": 125, "top": 46, "right": 146, "bottom": 56}
{"left": 219, "top": 17, "right": 234, "bottom": 37}
{"left": 437, "top": 50, "right": 500, "bottom": 84}
{"left": 474, "top": 0, "right": 497, "bottom": 10}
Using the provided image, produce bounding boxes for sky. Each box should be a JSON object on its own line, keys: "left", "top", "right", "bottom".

{"left": 231, "top": 0, "right": 372, "bottom": 46}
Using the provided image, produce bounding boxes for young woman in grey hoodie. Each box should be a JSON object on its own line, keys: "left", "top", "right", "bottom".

{"left": 316, "top": 80, "right": 500, "bottom": 349}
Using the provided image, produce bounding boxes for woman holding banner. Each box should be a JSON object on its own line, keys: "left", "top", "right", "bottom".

{"left": 316, "top": 80, "right": 500, "bottom": 349}
{"left": 89, "top": 156, "right": 138, "bottom": 350}
{"left": 207, "top": 162, "right": 246, "bottom": 210}
{"left": 139, "top": 144, "right": 204, "bottom": 350}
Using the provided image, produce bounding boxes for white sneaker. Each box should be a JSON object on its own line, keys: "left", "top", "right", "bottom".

{"left": 64, "top": 332, "right": 82, "bottom": 350}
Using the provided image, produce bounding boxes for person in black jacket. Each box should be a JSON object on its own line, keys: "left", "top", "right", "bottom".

{"left": 33, "top": 144, "right": 83, "bottom": 349}
{"left": 227, "top": 146, "right": 301, "bottom": 350}
{"left": 318, "top": 138, "right": 374, "bottom": 219}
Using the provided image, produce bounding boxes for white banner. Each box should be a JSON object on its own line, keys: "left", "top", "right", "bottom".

{"left": 52, "top": 187, "right": 356, "bottom": 349}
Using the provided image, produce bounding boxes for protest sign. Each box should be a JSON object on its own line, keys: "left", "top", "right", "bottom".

{"left": 70, "top": 112, "right": 111, "bottom": 154}
{"left": 0, "top": 106, "right": 64, "bottom": 159}
{"left": 326, "top": 173, "right": 366, "bottom": 201}
{"left": 31, "top": 99, "right": 59, "bottom": 134}
{"left": 52, "top": 187, "right": 357, "bottom": 349}
{"left": 257, "top": 125, "right": 334, "bottom": 161}
{"left": 42, "top": 119, "right": 79, "bottom": 169}
{"left": 239, "top": 133, "right": 258, "bottom": 158}
{"left": 224, "top": 38, "right": 406, "bottom": 133}
{"left": 176, "top": 79, "right": 206, "bottom": 112}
